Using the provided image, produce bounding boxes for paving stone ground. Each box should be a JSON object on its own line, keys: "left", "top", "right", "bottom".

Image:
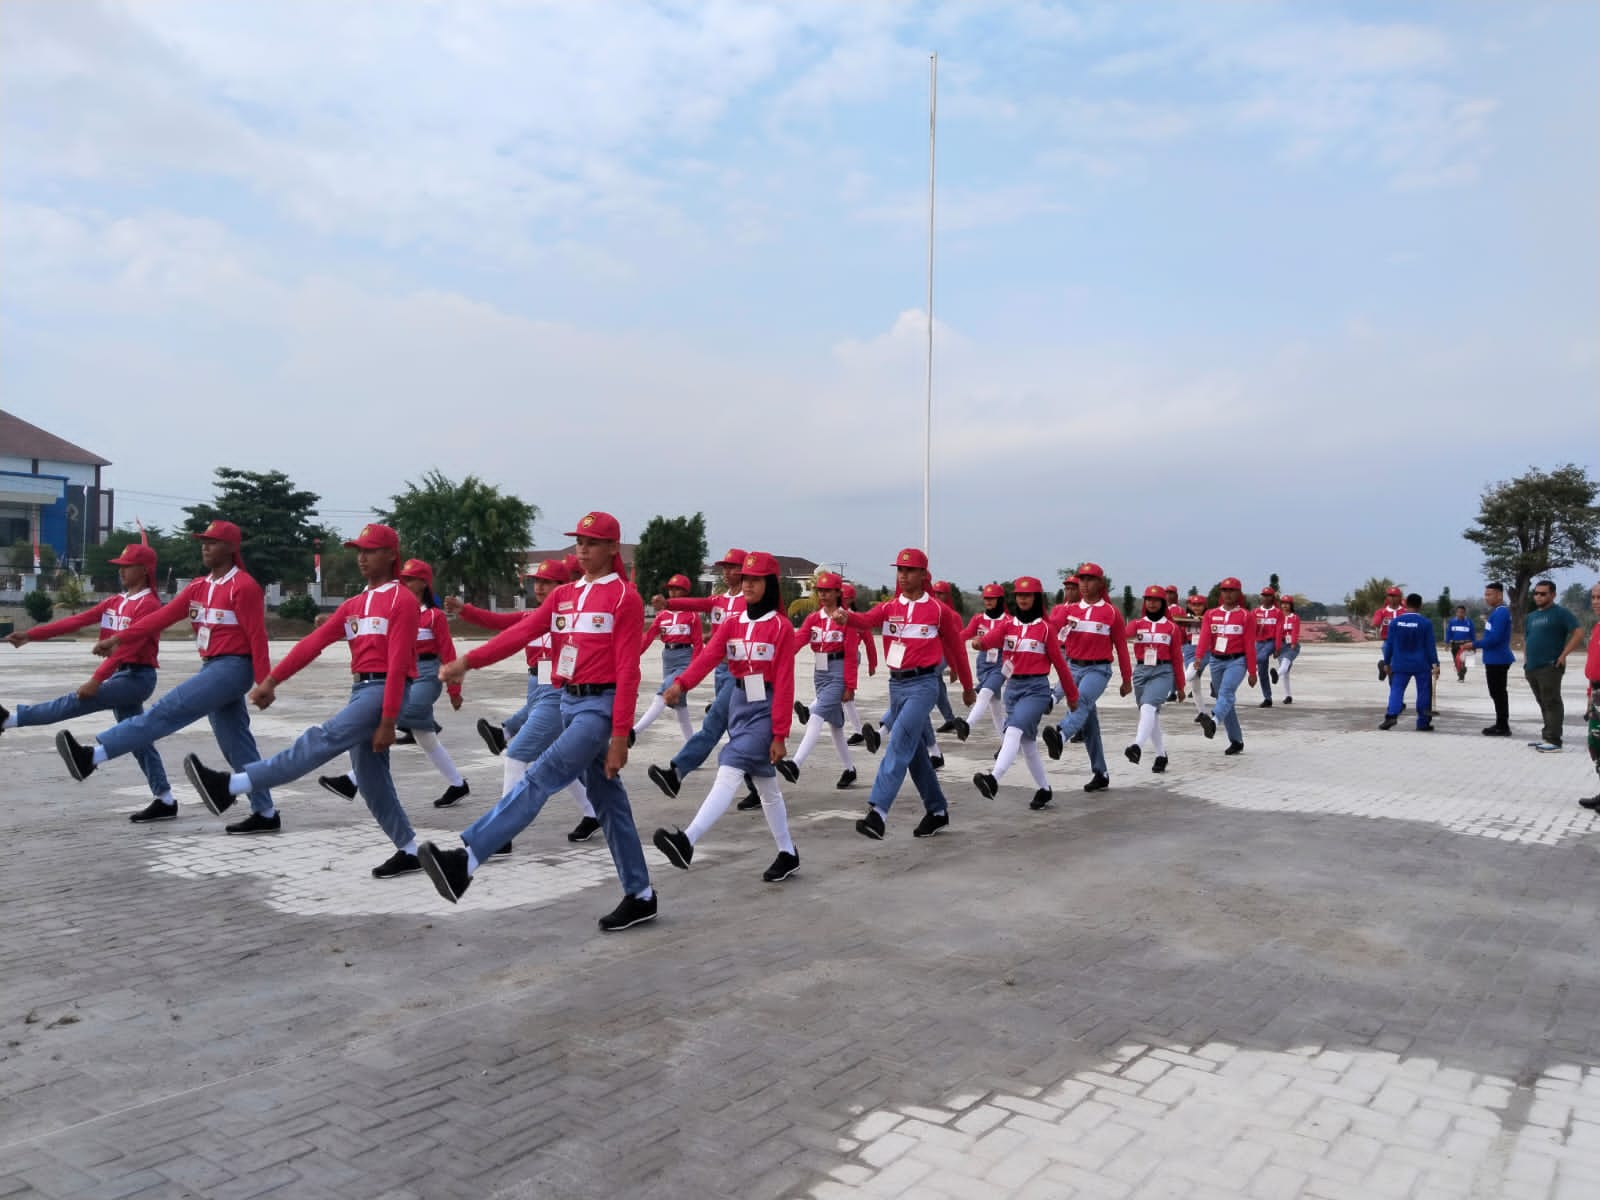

{"left": 2, "top": 638, "right": 1598, "bottom": 1199}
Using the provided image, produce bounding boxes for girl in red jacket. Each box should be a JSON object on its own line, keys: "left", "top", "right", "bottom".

{"left": 632, "top": 573, "right": 703, "bottom": 744}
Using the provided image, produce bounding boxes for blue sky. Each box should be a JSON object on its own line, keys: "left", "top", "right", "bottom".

{"left": 3, "top": 1, "right": 1596, "bottom": 600}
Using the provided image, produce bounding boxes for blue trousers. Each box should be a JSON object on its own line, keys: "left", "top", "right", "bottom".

{"left": 245, "top": 679, "right": 416, "bottom": 848}
{"left": 16, "top": 664, "right": 170, "bottom": 796}
{"left": 1181, "top": 643, "right": 1196, "bottom": 669}
{"left": 719, "top": 684, "right": 776, "bottom": 777}
{"left": 398, "top": 657, "right": 444, "bottom": 733}
{"left": 1054, "top": 662, "right": 1111, "bottom": 776}
{"left": 1207, "top": 657, "right": 1248, "bottom": 743}
{"left": 502, "top": 671, "right": 540, "bottom": 738}
{"left": 1386, "top": 670, "right": 1433, "bottom": 727}
{"left": 1002, "top": 674, "right": 1053, "bottom": 739}
{"left": 672, "top": 666, "right": 734, "bottom": 776}
{"left": 1255, "top": 641, "right": 1277, "bottom": 701}
{"left": 506, "top": 682, "right": 563, "bottom": 763}
{"left": 97, "top": 655, "right": 272, "bottom": 816}
{"left": 868, "top": 672, "right": 947, "bottom": 816}
{"left": 462, "top": 691, "right": 649, "bottom": 895}
{"left": 934, "top": 668, "right": 956, "bottom": 722}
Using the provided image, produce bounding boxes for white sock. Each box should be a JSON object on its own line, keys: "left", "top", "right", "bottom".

{"left": 684, "top": 765, "right": 744, "bottom": 845}
{"left": 1135, "top": 704, "right": 1158, "bottom": 750}
{"left": 1020, "top": 741, "right": 1049, "bottom": 789}
{"left": 637, "top": 886, "right": 653, "bottom": 900}
{"left": 414, "top": 730, "right": 464, "bottom": 786}
{"left": 932, "top": 733, "right": 945, "bottom": 755}
{"left": 635, "top": 695, "right": 667, "bottom": 733}
{"left": 92, "top": 744, "right": 109, "bottom": 765}
{"left": 990, "top": 700, "right": 1007, "bottom": 735}
{"left": 828, "top": 724, "right": 854, "bottom": 769}
{"left": 752, "top": 773, "right": 795, "bottom": 854}
{"left": 345, "top": 770, "right": 359, "bottom": 785}
{"left": 675, "top": 705, "right": 694, "bottom": 739}
{"left": 402, "top": 838, "right": 418, "bottom": 855}
{"left": 568, "top": 779, "right": 595, "bottom": 818}
{"left": 967, "top": 687, "right": 995, "bottom": 728}
{"left": 844, "top": 700, "right": 862, "bottom": 733}
{"left": 156, "top": 790, "right": 175, "bottom": 806}
{"left": 503, "top": 756, "right": 529, "bottom": 794}
{"left": 466, "top": 845, "right": 480, "bottom": 874}
{"left": 793, "top": 713, "right": 825, "bottom": 766}
{"left": 1280, "top": 664, "right": 1294, "bottom": 697}
{"left": 260, "top": 805, "right": 276, "bottom": 818}
{"left": 228, "top": 772, "right": 251, "bottom": 795}
{"left": 993, "top": 726, "right": 1024, "bottom": 780}
{"left": 1150, "top": 714, "right": 1167, "bottom": 757}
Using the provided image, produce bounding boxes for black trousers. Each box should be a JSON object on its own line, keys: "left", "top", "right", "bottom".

{"left": 1484, "top": 663, "right": 1510, "bottom": 728}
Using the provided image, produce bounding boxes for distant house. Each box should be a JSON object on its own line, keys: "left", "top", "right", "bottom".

{"left": 699, "top": 553, "right": 819, "bottom": 593}
{"left": 0, "top": 410, "right": 113, "bottom": 569}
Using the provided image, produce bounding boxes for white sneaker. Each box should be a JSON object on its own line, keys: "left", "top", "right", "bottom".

{"left": 1533, "top": 742, "right": 1563, "bottom": 753}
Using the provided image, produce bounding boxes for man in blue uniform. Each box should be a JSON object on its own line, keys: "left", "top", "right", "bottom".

{"left": 1380, "top": 594, "right": 1439, "bottom": 732}
{"left": 1444, "top": 605, "right": 1474, "bottom": 682}
{"left": 1472, "top": 582, "right": 1515, "bottom": 736}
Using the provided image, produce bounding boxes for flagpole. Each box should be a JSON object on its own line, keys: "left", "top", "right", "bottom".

{"left": 924, "top": 51, "right": 937, "bottom": 556}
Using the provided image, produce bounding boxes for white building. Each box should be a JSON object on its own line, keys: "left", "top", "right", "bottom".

{"left": 0, "top": 410, "right": 113, "bottom": 571}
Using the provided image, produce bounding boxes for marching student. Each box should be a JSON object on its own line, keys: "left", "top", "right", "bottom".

{"left": 1276, "top": 593, "right": 1302, "bottom": 704}
{"left": 1445, "top": 605, "right": 1475, "bottom": 682}
{"left": 631, "top": 573, "right": 702, "bottom": 744}
{"left": 1191, "top": 577, "right": 1259, "bottom": 755}
{"left": 1179, "top": 592, "right": 1209, "bottom": 718}
{"left": 53, "top": 520, "right": 276, "bottom": 832}
{"left": 1048, "top": 572, "right": 1081, "bottom": 707}
{"left": 839, "top": 582, "right": 882, "bottom": 753}
{"left": 2, "top": 534, "right": 178, "bottom": 821}
{"left": 1123, "top": 586, "right": 1187, "bottom": 772}
{"left": 1042, "top": 562, "right": 1132, "bottom": 792}
{"left": 930, "top": 580, "right": 961, "bottom": 735}
{"left": 1163, "top": 585, "right": 1187, "bottom": 701}
{"left": 971, "top": 577, "right": 1079, "bottom": 809}
{"left": 779, "top": 571, "right": 859, "bottom": 788}
{"left": 836, "top": 548, "right": 975, "bottom": 840}
{"left": 419, "top": 512, "right": 658, "bottom": 933}
{"left": 449, "top": 559, "right": 568, "bottom": 757}
{"left": 181, "top": 524, "right": 428, "bottom": 877}
{"left": 651, "top": 551, "right": 801, "bottom": 882}
{"left": 318, "top": 558, "right": 470, "bottom": 810}
{"left": 1252, "top": 586, "right": 1282, "bottom": 708}
{"left": 1373, "top": 586, "right": 1405, "bottom": 680}
{"left": 953, "top": 583, "right": 1011, "bottom": 740}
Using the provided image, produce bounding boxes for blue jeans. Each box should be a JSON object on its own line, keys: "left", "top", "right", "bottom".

{"left": 719, "top": 684, "right": 775, "bottom": 777}
{"left": 1133, "top": 663, "right": 1174, "bottom": 708}
{"left": 1255, "top": 641, "right": 1277, "bottom": 700}
{"left": 868, "top": 671, "right": 947, "bottom": 816}
{"left": 398, "top": 657, "right": 443, "bottom": 733}
{"left": 656, "top": 645, "right": 693, "bottom": 699}
{"left": 1181, "top": 643, "right": 1196, "bottom": 669}
{"left": 1207, "top": 657, "right": 1248, "bottom": 743}
{"left": 811, "top": 656, "right": 846, "bottom": 726}
{"left": 934, "top": 668, "right": 956, "bottom": 722}
{"left": 245, "top": 679, "right": 416, "bottom": 849}
{"left": 672, "top": 667, "right": 734, "bottom": 776}
{"left": 1054, "top": 662, "right": 1111, "bottom": 776}
{"left": 16, "top": 665, "right": 170, "bottom": 796}
{"left": 506, "top": 683, "right": 563, "bottom": 763}
{"left": 462, "top": 691, "right": 649, "bottom": 895}
{"left": 97, "top": 655, "right": 272, "bottom": 816}
{"left": 1387, "top": 670, "right": 1433, "bottom": 728}
{"left": 1002, "top": 674, "right": 1053, "bottom": 739}
{"left": 502, "top": 671, "right": 540, "bottom": 738}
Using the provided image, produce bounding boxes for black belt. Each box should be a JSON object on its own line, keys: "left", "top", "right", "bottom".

{"left": 418, "top": 652, "right": 438, "bottom": 661}
{"left": 1211, "top": 652, "right": 1244, "bottom": 661}
{"left": 815, "top": 652, "right": 845, "bottom": 663}
{"left": 1069, "top": 658, "right": 1111, "bottom": 666}
{"left": 529, "top": 666, "right": 541, "bottom": 676}
{"left": 565, "top": 683, "right": 614, "bottom": 697}
{"left": 889, "top": 664, "right": 939, "bottom": 680}
{"left": 356, "top": 672, "right": 387, "bottom": 682}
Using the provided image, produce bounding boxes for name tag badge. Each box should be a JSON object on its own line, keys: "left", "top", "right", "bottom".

{"left": 886, "top": 641, "right": 907, "bottom": 670}
{"left": 196, "top": 626, "right": 212, "bottom": 652}
{"left": 1002, "top": 659, "right": 1015, "bottom": 678}
{"left": 1215, "top": 636, "right": 1229, "bottom": 653}
{"left": 538, "top": 659, "right": 554, "bottom": 685}
{"left": 744, "top": 672, "right": 766, "bottom": 702}
{"left": 985, "top": 648, "right": 999, "bottom": 664}
{"left": 1143, "top": 648, "right": 1158, "bottom": 667}
{"left": 556, "top": 642, "right": 578, "bottom": 677}
{"left": 1285, "top": 634, "right": 1295, "bottom": 645}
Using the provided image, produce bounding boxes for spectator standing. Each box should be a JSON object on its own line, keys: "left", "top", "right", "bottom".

{"left": 1523, "top": 578, "right": 1585, "bottom": 753}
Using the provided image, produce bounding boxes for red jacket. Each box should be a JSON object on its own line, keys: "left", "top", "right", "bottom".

{"left": 1277, "top": 612, "right": 1302, "bottom": 652}
{"left": 121, "top": 568, "right": 271, "bottom": 683}
{"left": 1252, "top": 605, "right": 1282, "bottom": 645}
{"left": 843, "top": 593, "right": 974, "bottom": 688}
{"left": 676, "top": 609, "right": 796, "bottom": 739}
{"left": 457, "top": 602, "right": 546, "bottom": 669}
{"left": 793, "top": 609, "right": 861, "bottom": 690}
{"left": 642, "top": 608, "right": 705, "bottom": 653}
{"left": 1056, "top": 599, "right": 1133, "bottom": 684}
{"left": 1195, "top": 605, "right": 1259, "bottom": 672}
{"left": 1126, "top": 615, "right": 1186, "bottom": 692}
{"left": 1373, "top": 605, "right": 1403, "bottom": 640}
{"left": 465, "top": 574, "right": 643, "bottom": 737}
{"left": 31, "top": 589, "right": 164, "bottom": 682}
{"left": 962, "top": 611, "right": 1011, "bottom": 676}
{"left": 671, "top": 591, "right": 745, "bottom": 631}
{"left": 416, "top": 606, "right": 463, "bottom": 699}
{"left": 272, "top": 581, "right": 420, "bottom": 719}
{"left": 978, "top": 615, "right": 1077, "bottom": 701}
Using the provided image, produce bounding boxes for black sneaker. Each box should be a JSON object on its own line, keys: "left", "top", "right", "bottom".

{"left": 776, "top": 758, "right": 799, "bottom": 784}
{"left": 1482, "top": 725, "right": 1511, "bottom": 737}
{"left": 952, "top": 718, "right": 971, "bottom": 742}
{"left": 1259, "top": 698, "right": 1272, "bottom": 709}
{"left": 1579, "top": 794, "right": 1600, "bottom": 812}
{"left": 318, "top": 774, "right": 358, "bottom": 800}
{"left": 836, "top": 768, "right": 857, "bottom": 789}
{"left": 183, "top": 753, "right": 237, "bottom": 815}
{"left": 433, "top": 781, "right": 470, "bottom": 809}
{"left": 1457, "top": 669, "right": 1467, "bottom": 682}
{"left": 1270, "top": 667, "right": 1279, "bottom": 684}
{"left": 568, "top": 815, "right": 602, "bottom": 842}
{"left": 736, "top": 786, "right": 763, "bottom": 811}
{"left": 129, "top": 798, "right": 178, "bottom": 823}
{"left": 937, "top": 720, "right": 959, "bottom": 734}
{"left": 1379, "top": 715, "right": 1398, "bottom": 730}
{"left": 225, "top": 811, "right": 281, "bottom": 835}
{"left": 1378, "top": 663, "right": 1388, "bottom": 681}
{"left": 928, "top": 753, "right": 945, "bottom": 770}
{"left": 648, "top": 763, "right": 682, "bottom": 798}
{"left": 1224, "top": 741, "right": 1245, "bottom": 756}
{"left": 1152, "top": 755, "right": 1168, "bottom": 774}
{"left": 1042, "top": 725, "right": 1065, "bottom": 760}
{"left": 1124, "top": 744, "right": 1141, "bottom": 765}
{"left": 492, "top": 842, "right": 513, "bottom": 856}
{"left": 1070, "top": 731, "right": 1085, "bottom": 744}
{"left": 855, "top": 807, "right": 886, "bottom": 840}
{"left": 0, "top": 703, "right": 8, "bottom": 733}
{"left": 1416, "top": 723, "right": 1434, "bottom": 732}
{"left": 627, "top": 728, "right": 637, "bottom": 749}
{"left": 55, "top": 730, "right": 97, "bottom": 781}
{"left": 653, "top": 826, "right": 693, "bottom": 869}
{"left": 599, "top": 892, "right": 658, "bottom": 932}
{"left": 973, "top": 771, "right": 998, "bottom": 799}
{"left": 1083, "top": 773, "right": 1109, "bottom": 793}
{"left": 794, "top": 700, "right": 810, "bottom": 725}
{"left": 863, "top": 725, "right": 882, "bottom": 754}
{"left": 847, "top": 732, "right": 866, "bottom": 747}
{"left": 475, "top": 718, "right": 506, "bottom": 756}
{"left": 372, "top": 850, "right": 420, "bottom": 879}
{"left": 1283, "top": 696, "right": 1293, "bottom": 705}
{"left": 762, "top": 850, "right": 800, "bottom": 882}
{"left": 1029, "top": 788, "right": 1053, "bottom": 811}
{"left": 912, "top": 811, "right": 949, "bottom": 838}
{"left": 418, "top": 842, "right": 471, "bottom": 903}
{"left": 1193, "top": 713, "right": 1204, "bottom": 724}
{"left": 1199, "top": 713, "right": 1217, "bottom": 740}
{"left": 392, "top": 729, "right": 417, "bottom": 746}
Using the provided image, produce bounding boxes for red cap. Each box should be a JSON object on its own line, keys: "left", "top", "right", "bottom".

{"left": 815, "top": 571, "right": 843, "bottom": 590}
{"left": 562, "top": 553, "right": 581, "bottom": 577}
{"left": 1062, "top": 574, "right": 1081, "bottom": 587}
{"left": 932, "top": 579, "right": 952, "bottom": 597}
{"left": 840, "top": 583, "right": 857, "bottom": 602}
{"left": 894, "top": 548, "right": 929, "bottom": 570}
{"left": 1077, "top": 562, "right": 1105, "bottom": 579}
{"left": 109, "top": 542, "right": 157, "bottom": 570}
{"left": 1165, "top": 585, "right": 1179, "bottom": 596}
{"left": 345, "top": 523, "right": 400, "bottom": 550}
{"left": 716, "top": 547, "right": 747, "bottom": 567}
{"left": 1014, "top": 576, "right": 1044, "bottom": 594}
{"left": 192, "top": 519, "right": 241, "bottom": 545}
{"left": 566, "top": 511, "right": 621, "bottom": 541}
{"left": 665, "top": 573, "right": 693, "bottom": 591}
{"left": 1218, "top": 577, "right": 1243, "bottom": 590}
{"left": 741, "top": 550, "right": 780, "bottom": 576}
{"left": 981, "top": 583, "right": 1006, "bottom": 599}
{"left": 1386, "top": 586, "right": 1402, "bottom": 596}
{"left": 399, "top": 558, "right": 434, "bottom": 589}
{"left": 529, "top": 559, "right": 569, "bottom": 583}
{"left": 1188, "top": 593, "right": 1207, "bottom": 605}
{"left": 1143, "top": 585, "right": 1167, "bottom": 599}
{"left": 1259, "top": 586, "right": 1277, "bottom": 598}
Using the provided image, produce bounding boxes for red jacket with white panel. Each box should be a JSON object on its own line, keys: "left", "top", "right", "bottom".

{"left": 676, "top": 609, "right": 797, "bottom": 739}
{"left": 1194, "top": 605, "right": 1259, "bottom": 673}
{"left": 31, "top": 589, "right": 165, "bottom": 683}
{"left": 1125, "top": 615, "right": 1186, "bottom": 692}
{"left": 271, "top": 580, "right": 421, "bottom": 718}
{"left": 978, "top": 615, "right": 1078, "bottom": 702}
{"left": 120, "top": 568, "right": 271, "bottom": 683}
{"left": 793, "top": 608, "right": 861, "bottom": 690}
{"left": 842, "top": 594, "right": 974, "bottom": 688}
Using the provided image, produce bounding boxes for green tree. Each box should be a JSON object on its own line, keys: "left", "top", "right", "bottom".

{"left": 378, "top": 470, "right": 537, "bottom": 603}
{"left": 86, "top": 525, "right": 199, "bottom": 592}
{"left": 1120, "top": 584, "right": 1136, "bottom": 618}
{"left": 54, "top": 572, "right": 87, "bottom": 613}
{"left": 1463, "top": 463, "right": 1600, "bottom": 637}
{"left": 1269, "top": 572, "right": 1281, "bottom": 594}
{"left": 633, "top": 513, "right": 708, "bottom": 602}
{"left": 1436, "top": 586, "right": 1453, "bottom": 621}
{"left": 1561, "top": 581, "right": 1590, "bottom": 619}
{"left": 9, "top": 539, "right": 57, "bottom": 573}
{"left": 946, "top": 583, "right": 968, "bottom": 617}
{"left": 183, "top": 468, "right": 324, "bottom": 587}
{"left": 23, "top": 589, "right": 53, "bottom": 623}
{"left": 1345, "top": 577, "right": 1400, "bottom": 625}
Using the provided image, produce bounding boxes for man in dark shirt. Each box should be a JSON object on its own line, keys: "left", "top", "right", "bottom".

{"left": 1524, "top": 579, "right": 1584, "bottom": 752}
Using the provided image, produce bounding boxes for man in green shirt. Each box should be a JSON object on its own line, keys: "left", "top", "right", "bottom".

{"left": 1524, "top": 579, "right": 1585, "bottom": 752}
